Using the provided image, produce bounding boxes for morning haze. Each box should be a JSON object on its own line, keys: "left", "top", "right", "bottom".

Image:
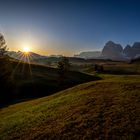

{"left": 0, "top": 0, "right": 140, "bottom": 140}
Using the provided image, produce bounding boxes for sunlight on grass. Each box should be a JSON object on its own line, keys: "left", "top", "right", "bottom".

{"left": 0, "top": 75, "right": 139, "bottom": 140}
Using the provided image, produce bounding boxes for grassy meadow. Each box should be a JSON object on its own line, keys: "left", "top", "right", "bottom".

{"left": 0, "top": 1, "right": 140, "bottom": 139}
{"left": 70, "top": 59, "right": 140, "bottom": 75}
{"left": 0, "top": 75, "right": 140, "bottom": 140}
{"left": 0, "top": 57, "right": 140, "bottom": 140}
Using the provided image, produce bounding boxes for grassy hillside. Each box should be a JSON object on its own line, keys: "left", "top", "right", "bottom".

{"left": 0, "top": 59, "right": 100, "bottom": 106}
{"left": 0, "top": 75, "right": 139, "bottom": 140}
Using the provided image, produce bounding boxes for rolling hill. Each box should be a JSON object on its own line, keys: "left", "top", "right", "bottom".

{"left": 0, "top": 75, "right": 139, "bottom": 140}
{"left": 0, "top": 58, "right": 100, "bottom": 106}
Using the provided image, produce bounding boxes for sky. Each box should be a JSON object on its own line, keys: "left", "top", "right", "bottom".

{"left": 0, "top": 0, "right": 140, "bottom": 56}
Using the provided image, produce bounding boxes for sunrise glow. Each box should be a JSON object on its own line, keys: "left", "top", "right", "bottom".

{"left": 23, "top": 46, "right": 30, "bottom": 53}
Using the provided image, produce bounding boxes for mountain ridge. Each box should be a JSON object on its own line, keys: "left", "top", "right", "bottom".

{"left": 7, "top": 41, "right": 140, "bottom": 61}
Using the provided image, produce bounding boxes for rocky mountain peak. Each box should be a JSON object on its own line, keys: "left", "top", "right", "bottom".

{"left": 101, "top": 41, "right": 123, "bottom": 60}
{"left": 132, "top": 42, "right": 140, "bottom": 49}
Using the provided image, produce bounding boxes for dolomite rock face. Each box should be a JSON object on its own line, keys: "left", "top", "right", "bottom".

{"left": 123, "top": 45, "right": 132, "bottom": 58}
{"left": 101, "top": 41, "right": 124, "bottom": 60}
{"left": 123, "top": 42, "right": 140, "bottom": 58}
{"left": 131, "top": 42, "right": 140, "bottom": 58}
{"left": 101, "top": 41, "right": 140, "bottom": 60}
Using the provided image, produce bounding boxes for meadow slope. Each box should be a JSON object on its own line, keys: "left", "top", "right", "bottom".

{"left": 0, "top": 59, "right": 100, "bottom": 106}
{"left": 0, "top": 75, "right": 140, "bottom": 140}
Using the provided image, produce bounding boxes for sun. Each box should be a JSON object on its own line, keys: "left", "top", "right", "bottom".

{"left": 23, "top": 47, "right": 30, "bottom": 53}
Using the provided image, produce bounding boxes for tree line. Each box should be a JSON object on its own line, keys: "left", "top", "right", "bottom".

{"left": 0, "top": 33, "right": 14, "bottom": 105}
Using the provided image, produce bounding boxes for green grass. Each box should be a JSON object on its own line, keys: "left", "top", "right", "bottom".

{"left": 69, "top": 59, "right": 140, "bottom": 75}
{"left": 0, "top": 75, "right": 140, "bottom": 140}
{"left": 103, "top": 63, "right": 140, "bottom": 74}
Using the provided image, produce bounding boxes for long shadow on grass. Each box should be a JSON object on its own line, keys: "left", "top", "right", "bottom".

{"left": 0, "top": 62, "right": 101, "bottom": 108}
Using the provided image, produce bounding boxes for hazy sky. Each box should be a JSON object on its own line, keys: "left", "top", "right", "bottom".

{"left": 0, "top": 0, "right": 140, "bottom": 56}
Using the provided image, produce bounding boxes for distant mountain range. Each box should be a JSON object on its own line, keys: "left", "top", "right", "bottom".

{"left": 7, "top": 51, "right": 47, "bottom": 60}
{"left": 74, "top": 51, "right": 101, "bottom": 59}
{"left": 7, "top": 51, "right": 64, "bottom": 65}
{"left": 7, "top": 41, "right": 140, "bottom": 62}
{"left": 74, "top": 41, "right": 140, "bottom": 60}
{"left": 101, "top": 41, "right": 140, "bottom": 60}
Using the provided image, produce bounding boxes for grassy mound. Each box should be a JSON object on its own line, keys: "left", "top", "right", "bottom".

{"left": 0, "top": 60, "right": 100, "bottom": 106}
{"left": 0, "top": 75, "right": 140, "bottom": 140}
